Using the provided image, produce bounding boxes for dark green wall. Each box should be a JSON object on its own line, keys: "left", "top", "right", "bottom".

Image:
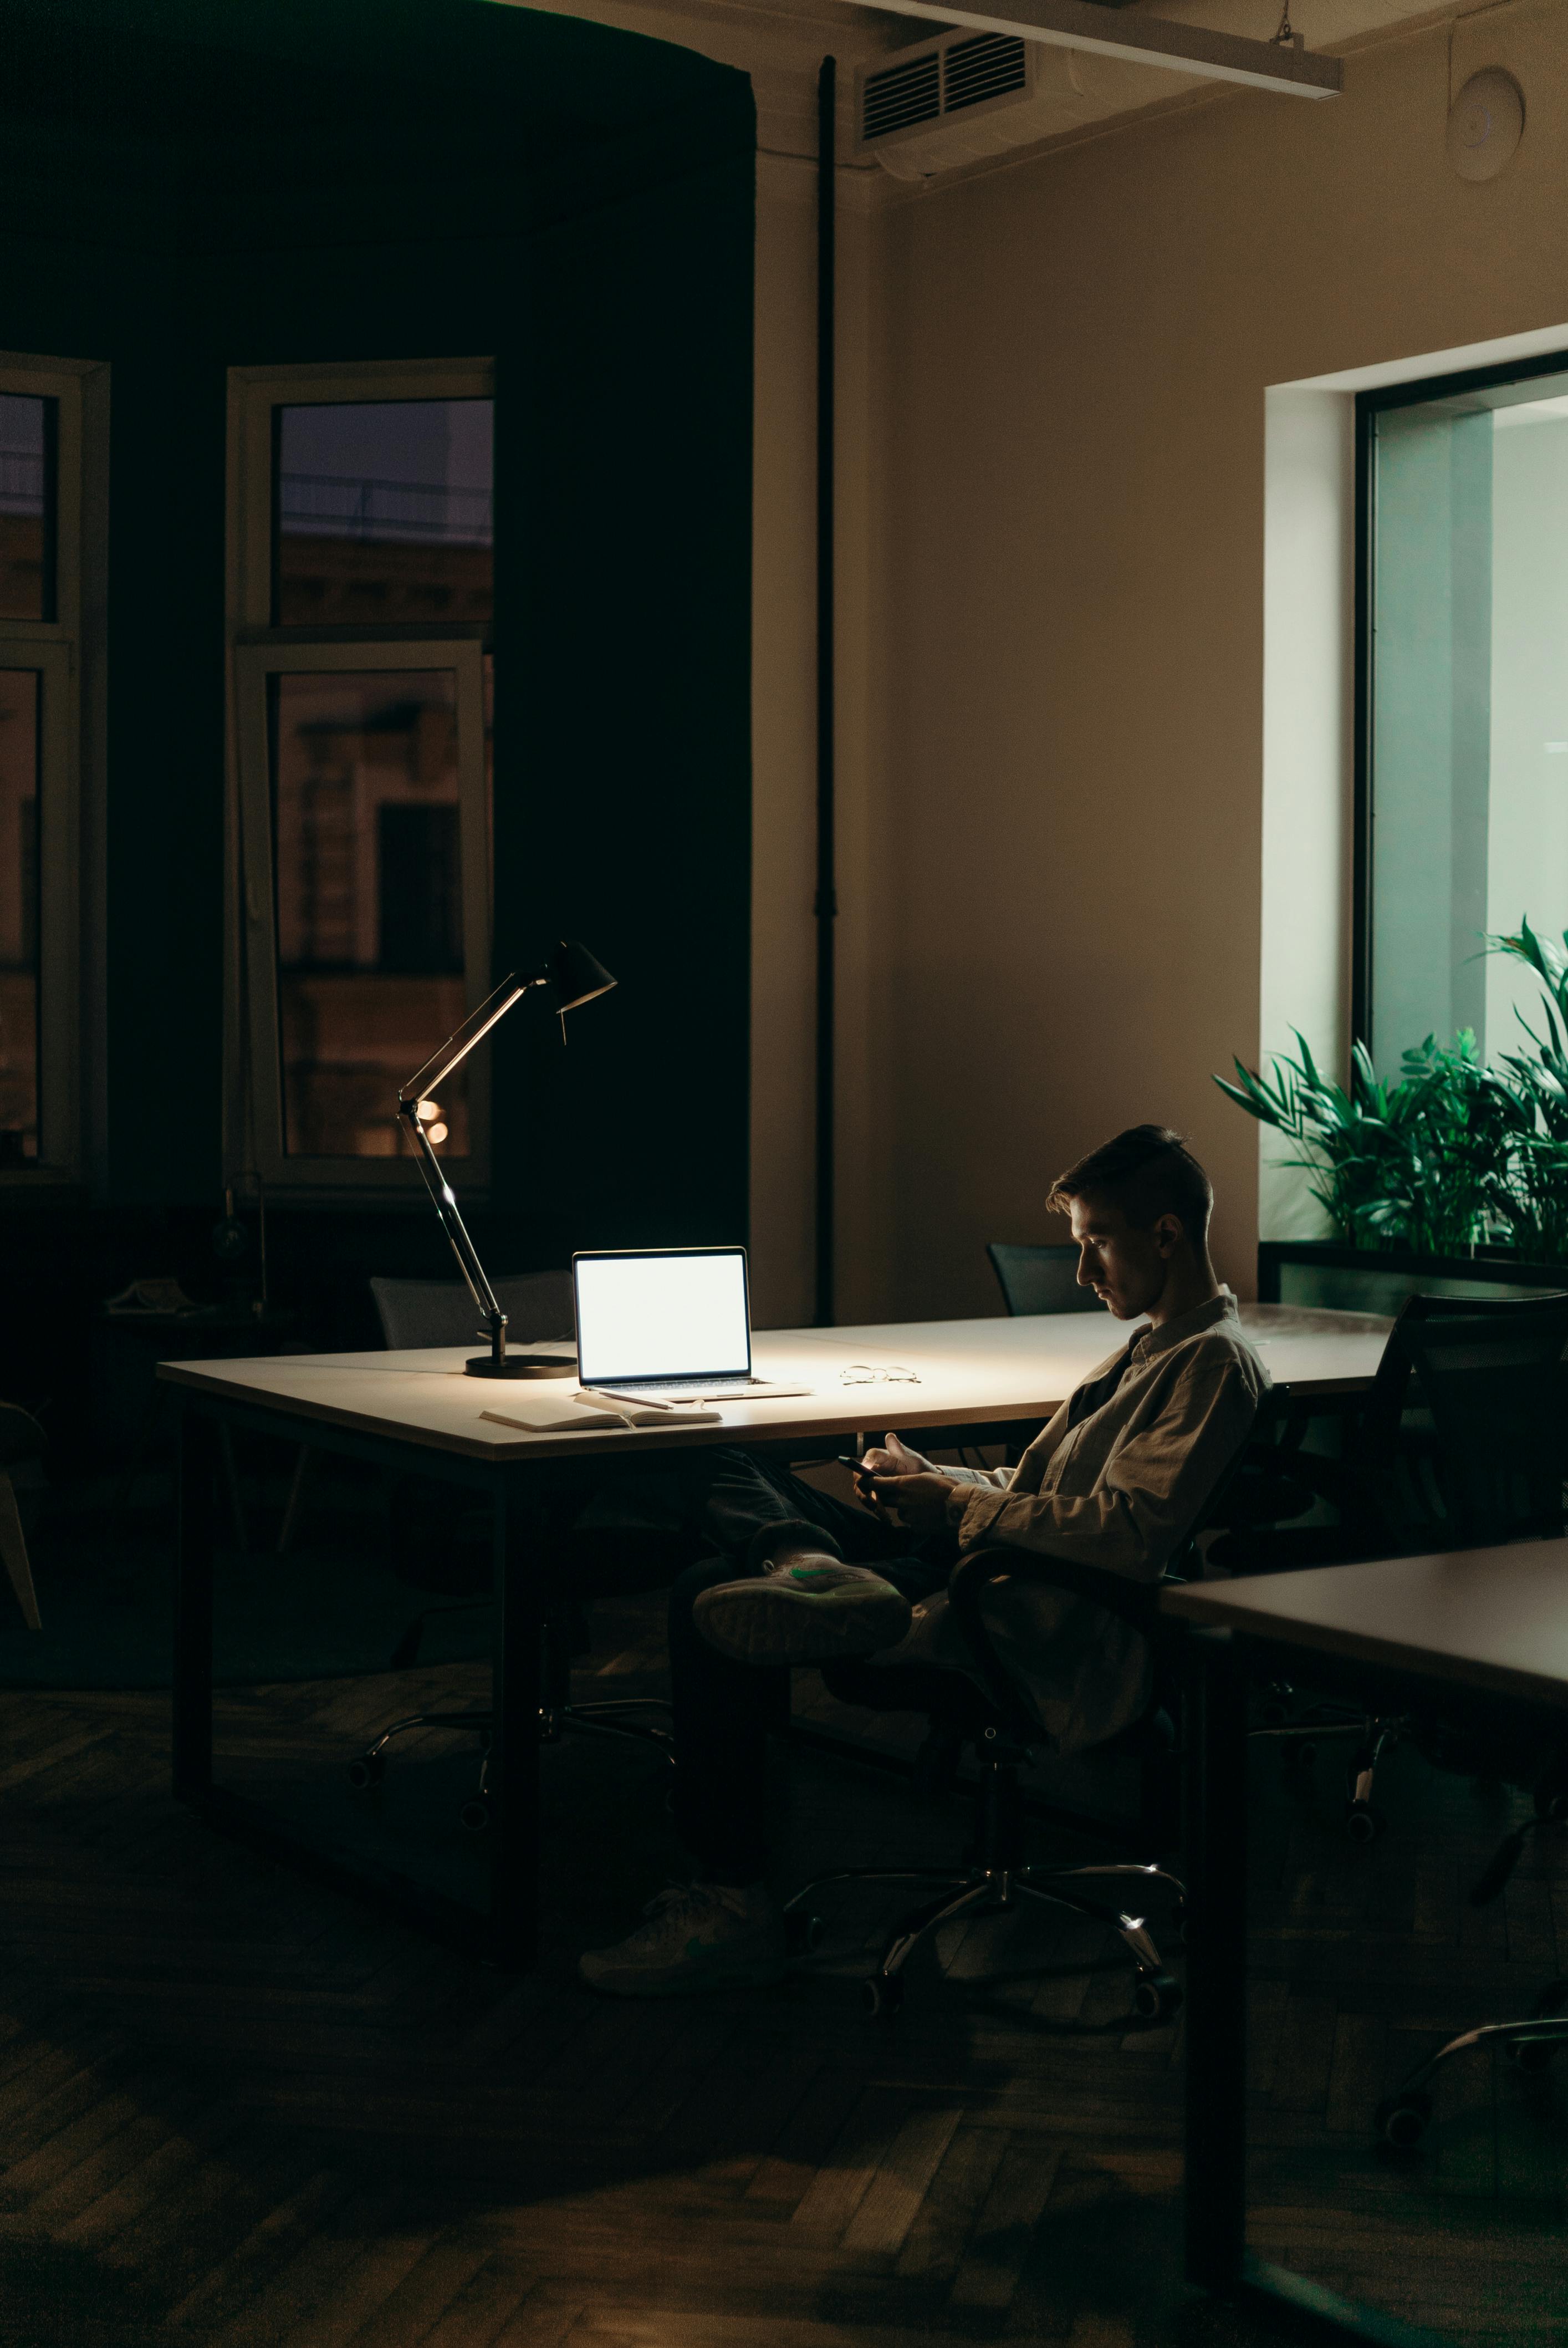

{"left": 0, "top": 0, "right": 753, "bottom": 1310}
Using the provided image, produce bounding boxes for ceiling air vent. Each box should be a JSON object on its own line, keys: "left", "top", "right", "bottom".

{"left": 860, "top": 49, "right": 942, "bottom": 140}
{"left": 855, "top": 28, "right": 1039, "bottom": 178}
{"left": 853, "top": 27, "right": 1182, "bottom": 182}
{"left": 943, "top": 34, "right": 1029, "bottom": 114}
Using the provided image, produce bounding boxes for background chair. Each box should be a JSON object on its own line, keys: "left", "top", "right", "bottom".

{"left": 1226, "top": 1290, "right": 1568, "bottom": 1839}
{"left": 0, "top": 1403, "right": 45, "bottom": 1631}
{"left": 369, "top": 1270, "right": 575, "bottom": 1353}
{"left": 987, "top": 1241, "right": 1100, "bottom": 1317}
{"left": 345, "top": 1270, "right": 674, "bottom": 1829}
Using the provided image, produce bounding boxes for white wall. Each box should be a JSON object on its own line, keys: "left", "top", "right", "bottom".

{"left": 842, "top": 0, "right": 1568, "bottom": 1315}
{"left": 1259, "top": 387, "right": 1353, "bottom": 1241}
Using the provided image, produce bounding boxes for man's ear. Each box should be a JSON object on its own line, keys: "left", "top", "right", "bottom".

{"left": 1152, "top": 1212, "right": 1183, "bottom": 1259}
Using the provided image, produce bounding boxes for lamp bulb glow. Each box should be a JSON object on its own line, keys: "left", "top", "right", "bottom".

{"left": 426, "top": 1122, "right": 449, "bottom": 1145}
{"left": 416, "top": 1099, "right": 440, "bottom": 1123}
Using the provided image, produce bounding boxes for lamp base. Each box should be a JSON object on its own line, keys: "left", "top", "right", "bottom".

{"left": 463, "top": 1354, "right": 578, "bottom": 1379}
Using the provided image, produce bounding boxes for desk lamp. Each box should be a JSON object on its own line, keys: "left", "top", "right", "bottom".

{"left": 396, "top": 940, "right": 616, "bottom": 1378}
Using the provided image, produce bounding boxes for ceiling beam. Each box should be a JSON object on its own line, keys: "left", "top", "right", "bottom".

{"left": 863, "top": 0, "right": 1342, "bottom": 97}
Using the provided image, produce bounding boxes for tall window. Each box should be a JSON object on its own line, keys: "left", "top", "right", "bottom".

{"left": 0, "top": 360, "right": 93, "bottom": 1186}
{"left": 230, "top": 364, "right": 494, "bottom": 1188}
{"left": 1359, "top": 355, "right": 1568, "bottom": 1068}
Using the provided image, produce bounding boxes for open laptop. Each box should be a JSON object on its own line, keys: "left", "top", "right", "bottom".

{"left": 573, "top": 1246, "right": 810, "bottom": 1404}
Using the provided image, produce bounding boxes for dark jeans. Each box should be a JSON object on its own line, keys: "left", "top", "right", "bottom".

{"left": 667, "top": 1449, "right": 964, "bottom": 1883}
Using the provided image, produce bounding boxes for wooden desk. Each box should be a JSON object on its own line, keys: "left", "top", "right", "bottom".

{"left": 160, "top": 1303, "right": 1390, "bottom": 1968}
{"left": 1161, "top": 1544, "right": 1568, "bottom": 2344}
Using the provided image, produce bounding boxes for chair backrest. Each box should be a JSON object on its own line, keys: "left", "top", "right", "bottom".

{"left": 1388, "top": 1288, "right": 1568, "bottom": 1548}
{"left": 947, "top": 1384, "right": 1281, "bottom": 1748}
{"left": 986, "top": 1241, "right": 1099, "bottom": 1317}
{"left": 369, "top": 1270, "right": 575, "bottom": 1351}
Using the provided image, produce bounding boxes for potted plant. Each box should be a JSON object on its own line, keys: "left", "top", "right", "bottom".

{"left": 1217, "top": 922, "right": 1568, "bottom": 1311}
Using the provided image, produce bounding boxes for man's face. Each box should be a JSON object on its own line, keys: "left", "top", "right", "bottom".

{"left": 1069, "top": 1194, "right": 1176, "bottom": 1321}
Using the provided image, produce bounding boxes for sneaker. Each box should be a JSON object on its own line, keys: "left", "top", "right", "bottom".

{"left": 578, "top": 1882, "right": 786, "bottom": 1998}
{"left": 694, "top": 1554, "right": 912, "bottom": 1667}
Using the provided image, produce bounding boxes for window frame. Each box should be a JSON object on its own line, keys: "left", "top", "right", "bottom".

{"left": 0, "top": 351, "right": 100, "bottom": 1192}
{"left": 226, "top": 358, "right": 496, "bottom": 1198}
{"left": 1353, "top": 345, "right": 1568, "bottom": 1048}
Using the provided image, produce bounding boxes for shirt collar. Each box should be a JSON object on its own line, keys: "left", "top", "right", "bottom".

{"left": 1129, "top": 1286, "right": 1239, "bottom": 1362}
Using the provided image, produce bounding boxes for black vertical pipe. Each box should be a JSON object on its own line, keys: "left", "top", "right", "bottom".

{"left": 814, "top": 57, "right": 837, "bottom": 1328}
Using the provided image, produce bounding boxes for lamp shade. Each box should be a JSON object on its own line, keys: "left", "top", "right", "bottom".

{"left": 546, "top": 939, "right": 616, "bottom": 1014}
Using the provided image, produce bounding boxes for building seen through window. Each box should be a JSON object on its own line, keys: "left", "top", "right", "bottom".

{"left": 254, "top": 391, "right": 495, "bottom": 1167}
{"left": 1365, "top": 365, "right": 1568, "bottom": 1067}
{"left": 0, "top": 392, "right": 53, "bottom": 621}
{"left": 0, "top": 669, "right": 40, "bottom": 1163}
{"left": 275, "top": 398, "right": 493, "bottom": 627}
{"left": 270, "top": 669, "right": 477, "bottom": 1159}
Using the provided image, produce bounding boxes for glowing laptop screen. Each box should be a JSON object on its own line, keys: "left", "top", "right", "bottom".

{"left": 574, "top": 1248, "right": 752, "bottom": 1384}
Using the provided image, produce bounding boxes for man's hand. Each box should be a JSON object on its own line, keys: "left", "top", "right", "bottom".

{"left": 857, "top": 1430, "right": 934, "bottom": 1480}
{"left": 867, "top": 1469, "right": 954, "bottom": 1536}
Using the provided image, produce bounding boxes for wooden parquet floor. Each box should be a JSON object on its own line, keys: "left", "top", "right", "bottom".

{"left": 0, "top": 1588, "right": 1565, "bottom": 2348}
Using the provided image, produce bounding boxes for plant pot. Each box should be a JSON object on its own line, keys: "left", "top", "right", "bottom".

{"left": 1258, "top": 1241, "right": 1568, "bottom": 1318}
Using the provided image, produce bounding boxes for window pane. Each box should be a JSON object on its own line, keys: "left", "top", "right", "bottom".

{"left": 0, "top": 670, "right": 40, "bottom": 1164}
{"left": 270, "top": 670, "right": 472, "bottom": 1160}
{"left": 1368, "top": 371, "right": 1568, "bottom": 1067}
{"left": 275, "top": 399, "right": 493, "bottom": 627}
{"left": 0, "top": 394, "right": 54, "bottom": 622}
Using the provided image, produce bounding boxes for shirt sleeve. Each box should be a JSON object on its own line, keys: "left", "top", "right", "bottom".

{"left": 945, "top": 1351, "right": 1258, "bottom": 1582}
{"left": 939, "top": 1462, "right": 1012, "bottom": 1491}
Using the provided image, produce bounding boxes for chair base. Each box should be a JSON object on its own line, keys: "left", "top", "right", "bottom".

{"left": 786, "top": 1856, "right": 1184, "bottom": 2020}
{"left": 1375, "top": 1978, "right": 1568, "bottom": 2148}
{"left": 346, "top": 1698, "right": 674, "bottom": 1830}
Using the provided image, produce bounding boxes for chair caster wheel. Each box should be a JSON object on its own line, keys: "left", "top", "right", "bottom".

{"left": 862, "top": 1973, "right": 904, "bottom": 2018}
{"left": 1376, "top": 2091, "right": 1431, "bottom": 2150}
{"left": 1509, "top": 2038, "right": 1558, "bottom": 2074}
{"left": 346, "top": 1752, "right": 385, "bottom": 1791}
{"left": 785, "top": 1911, "right": 824, "bottom": 1957}
{"left": 458, "top": 1796, "right": 491, "bottom": 1833}
{"left": 1510, "top": 1981, "right": 1568, "bottom": 2069}
{"left": 1132, "top": 1971, "right": 1182, "bottom": 2023}
{"left": 1346, "top": 1801, "right": 1385, "bottom": 1845}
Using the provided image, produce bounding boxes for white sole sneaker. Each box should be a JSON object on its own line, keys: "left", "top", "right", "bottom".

{"left": 694, "top": 1562, "right": 912, "bottom": 1667}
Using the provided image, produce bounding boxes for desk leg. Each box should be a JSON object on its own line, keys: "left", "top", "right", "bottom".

{"left": 486, "top": 1476, "right": 540, "bottom": 1969}
{"left": 1183, "top": 1627, "right": 1248, "bottom": 2293}
{"left": 173, "top": 1408, "right": 217, "bottom": 1802}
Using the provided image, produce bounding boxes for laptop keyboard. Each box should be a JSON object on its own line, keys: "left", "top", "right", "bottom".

{"left": 604, "top": 1374, "right": 767, "bottom": 1396}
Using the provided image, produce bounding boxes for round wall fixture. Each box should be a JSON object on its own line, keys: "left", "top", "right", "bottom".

{"left": 1447, "top": 68, "right": 1525, "bottom": 182}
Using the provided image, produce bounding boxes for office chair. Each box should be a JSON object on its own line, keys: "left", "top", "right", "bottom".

{"left": 1230, "top": 1291, "right": 1568, "bottom": 1840}
{"left": 779, "top": 1401, "right": 1288, "bottom": 2018}
{"left": 986, "top": 1241, "right": 1100, "bottom": 1317}
{"left": 1361, "top": 1291, "right": 1568, "bottom": 2144}
{"left": 345, "top": 1269, "right": 673, "bottom": 1829}
{"left": 785, "top": 1541, "right": 1188, "bottom": 2019}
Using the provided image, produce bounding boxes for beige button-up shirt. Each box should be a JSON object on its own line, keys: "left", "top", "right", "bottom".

{"left": 882, "top": 1289, "right": 1269, "bottom": 1754}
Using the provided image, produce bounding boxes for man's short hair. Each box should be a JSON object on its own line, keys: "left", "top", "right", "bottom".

{"left": 1047, "top": 1124, "right": 1213, "bottom": 1245}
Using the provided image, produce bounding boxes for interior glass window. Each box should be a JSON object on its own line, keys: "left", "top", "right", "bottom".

{"left": 0, "top": 668, "right": 40, "bottom": 1162}
{"left": 268, "top": 668, "right": 471, "bottom": 1159}
{"left": 0, "top": 394, "right": 54, "bottom": 622}
{"left": 1366, "top": 367, "right": 1568, "bottom": 1066}
{"left": 274, "top": 398, "right": 494, "bottom": 627}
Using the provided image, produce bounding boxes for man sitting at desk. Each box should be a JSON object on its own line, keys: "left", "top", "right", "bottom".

{"left": 580, "top": 1124, "right": 1268, "bottom": 1998}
